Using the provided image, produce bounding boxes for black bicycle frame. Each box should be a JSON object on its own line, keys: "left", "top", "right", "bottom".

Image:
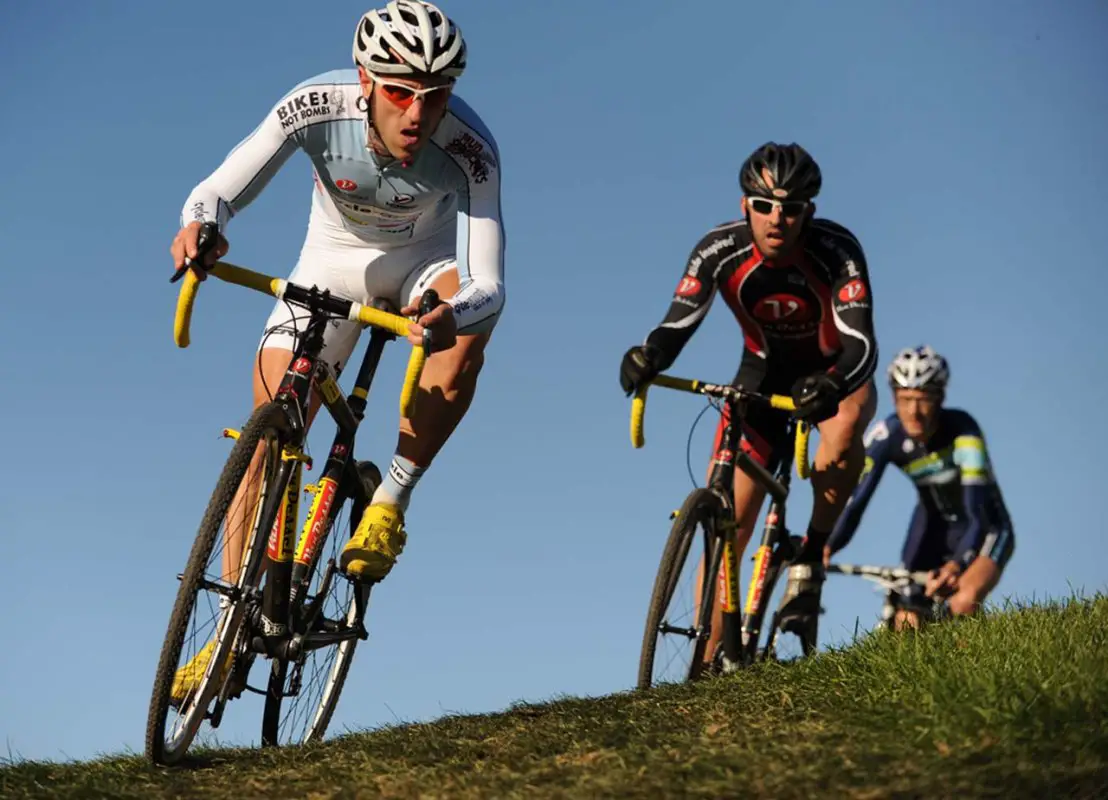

{"left": 249, "top": 285, "right": 437, "bottom": 661}
{"left": 706, "top": 393, "right": 800, "bottom": 663}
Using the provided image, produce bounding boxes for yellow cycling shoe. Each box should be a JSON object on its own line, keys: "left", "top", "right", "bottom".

{"left": 340, "top": 503, "right": 407, "bottom": 583}
{"left": 170, "top": 638, "right": 232, "bottom": 706}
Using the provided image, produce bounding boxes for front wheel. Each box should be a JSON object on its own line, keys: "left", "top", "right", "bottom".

{"left": 145, "top": 402, "right": 289, "bottom": 765}
{"left": 637, "top": 488, "right": 729, "bottom": 690}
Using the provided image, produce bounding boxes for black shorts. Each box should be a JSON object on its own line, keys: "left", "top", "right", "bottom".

{"left": 709, "top": 353, "right": 829, "bottom": 469}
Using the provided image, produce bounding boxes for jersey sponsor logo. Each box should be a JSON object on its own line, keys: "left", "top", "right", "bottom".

{"left": 291, "top": 357, "right": 312, "bottom": 374}
{"left": 752, "top": 293, "right": 812, "bottom": 323}
{"left": 863, "top": 419, "right": 889, "bottom": 447}
{"left": 451, "top": 287, "right": 494, "bottom": 316}
{"left": 388, "top": 193, "right": 414, "bottom": 207}
{"left": 444, "top": 132, "right": 497, "bottom": 184}
{"left": 687, "top": 235, "right": 735, "bottom": 276}
{"left": 838, "top": 279, "right": 867, "bottom": 303}
{"left": 275, "top": 88, "right": 345, "bottom": 129}
{"left": 335, "top": 179, "right": 358, "bottom": 192}
{"left": 676, "top": 276, "right": 702, "bottom": 297}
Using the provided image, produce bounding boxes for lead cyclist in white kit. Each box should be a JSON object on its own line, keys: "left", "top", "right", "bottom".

{"left": 168, "top": 1, "right": 505, "bottom": 698}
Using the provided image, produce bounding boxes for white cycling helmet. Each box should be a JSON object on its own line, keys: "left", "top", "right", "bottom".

{"left": 353, "top": 1, "right": 466, "bottom": 78}
{"left": 887, "top": 345, "right": 950, "bottom": 392}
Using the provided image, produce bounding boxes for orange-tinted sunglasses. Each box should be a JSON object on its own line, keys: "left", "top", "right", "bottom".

{"left": 374, "top": 76, "right": 453, "bottom": 110}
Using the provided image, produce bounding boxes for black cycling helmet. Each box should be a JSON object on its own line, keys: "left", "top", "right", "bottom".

{"left": 739, "top": 142, "right": 822, "bottom": 201}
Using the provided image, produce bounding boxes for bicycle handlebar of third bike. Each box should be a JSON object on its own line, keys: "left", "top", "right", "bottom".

{"left": 630, "top": 374, "right": 811, "bottom": 480}
{"left": 826, "top": 563, "right": 934, "bottom": 586}
{"left": 171, "top": 249, "right": 428, "bottom": 420}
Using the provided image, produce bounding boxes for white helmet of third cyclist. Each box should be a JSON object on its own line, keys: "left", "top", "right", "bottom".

{"left": 887, "top": 345, "right": 950, "bottom": 392}
{"left": 353, "top": 1, "right": 467, "bottom": 78}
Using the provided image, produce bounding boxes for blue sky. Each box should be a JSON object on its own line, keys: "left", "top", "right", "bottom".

{"left": 1, "top": 0, "right": 1105, "bottom": 764}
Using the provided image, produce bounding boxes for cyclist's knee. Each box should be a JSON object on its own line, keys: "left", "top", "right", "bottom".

{"left": 949, "top": 558, "right": 1000, "bottom": 616}
{"left": 815, "top": 385, "right": 874, "bottom": 471}
{"left": 948, "top": 591, "right": 982, "bottom": 616}
{"left": 427, "top": 332, "right": 488, "bottom": 394}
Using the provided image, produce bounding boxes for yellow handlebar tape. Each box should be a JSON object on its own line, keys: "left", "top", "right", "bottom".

{"left": 794, "top": 421, "right": 811, "bottom": 480}
{"left": 173, "top": 268, "right": 202, "bottom": 348}
{"left": 399, "top": 346, "right": 426, "bottom": 418}
{"left": 630, "top": 385, "right": 649, "bottom": 448}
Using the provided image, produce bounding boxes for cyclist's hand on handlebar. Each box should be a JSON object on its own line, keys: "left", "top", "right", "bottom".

{"left": 619, "top": 344, "right": 665, "bottom": 396}
{"left": 925, "top": 560, "right": 961, "bottom": 598}
{"left": 171, "top": 221, "right": 229, "bottom": 280}
{"left": 402, "top": 298, "right": 456, "bottom": 350}
{"left": 790, "top": 371, "right": 843, "bottom": 424}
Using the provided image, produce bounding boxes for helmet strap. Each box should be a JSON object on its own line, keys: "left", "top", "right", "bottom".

{"left": 358, "top": 90, "right": 393, "bottom": 160}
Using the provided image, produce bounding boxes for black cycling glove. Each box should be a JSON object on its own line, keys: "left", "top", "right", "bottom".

{"left": 619, "top": 344, "right": 665, "bottom": 396}
{"left": 791, "top": 372, "right": 844, "bottom": 424}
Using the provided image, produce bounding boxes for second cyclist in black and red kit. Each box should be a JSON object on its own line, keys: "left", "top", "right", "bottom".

{"left": 619, "top": 142, "right": 880, "bottom": 652}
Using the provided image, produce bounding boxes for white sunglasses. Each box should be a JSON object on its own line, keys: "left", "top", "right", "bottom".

{"left": 746, "top": 196, "right": 810, "bottom": 217}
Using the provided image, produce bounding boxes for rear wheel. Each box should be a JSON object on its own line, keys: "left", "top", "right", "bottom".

{"left": 637, "top": 489, "right": 729, "bottom": 690}
{"left": 260, "top": 461, "right": 380, "bottom": 747}
{"left": 145, "top": 402, "right": 288, "bottom": 765}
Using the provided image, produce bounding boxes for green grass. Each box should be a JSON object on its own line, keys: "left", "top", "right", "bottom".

{"left": 5, "top": 594, "right": 1107, "bottom": 799}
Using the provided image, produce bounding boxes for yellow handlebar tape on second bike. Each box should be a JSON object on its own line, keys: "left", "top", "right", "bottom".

{"left": 174, "top": 268, "right": 202, "bottom": 348}
{"left": 399, "top": 345, "right": 426, "bottom": 418}
{"left": 630, "top": 384, "right": 649, "bottom": 448}
{"left": 795, "top": 421, "right": 811, "bottom": 480}
{"left": 769, "top": 394, "right": 796, "bottom": 412}
{"left": 630, "top": 376, "right": 700, "bottom": 448}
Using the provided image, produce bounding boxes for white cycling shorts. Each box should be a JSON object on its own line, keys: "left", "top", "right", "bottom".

{"left": 259, "top": 221, "right": 457, "bottom": 375}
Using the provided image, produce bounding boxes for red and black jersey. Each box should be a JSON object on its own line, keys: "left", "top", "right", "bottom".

{"left": 644, "top": 217, "right": 878, "bottom": 394}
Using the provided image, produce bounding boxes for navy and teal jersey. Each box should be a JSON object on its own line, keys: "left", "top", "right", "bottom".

{"left": 828, "top": 409, "right": 1015, "bottom": 570}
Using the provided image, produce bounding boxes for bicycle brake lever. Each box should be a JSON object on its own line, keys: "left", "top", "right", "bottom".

{"left": 170, "top": 221, "right": 219, "bottom": 284}
{"left": 418, "top": 289, "right": 441, "bottom": 354}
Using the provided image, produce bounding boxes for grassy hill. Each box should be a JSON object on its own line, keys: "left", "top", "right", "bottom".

{"left": 4, "top": 594, "right": 1106, "bottom": 798}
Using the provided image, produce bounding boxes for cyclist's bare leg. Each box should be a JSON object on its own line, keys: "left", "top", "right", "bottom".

{"left": 894, "top": 609, "right": 922, "bottom": 631}
{"left": 379, "top": 266, "right": 489, "bottom": 507}
{"left": 807, "top": 381, "right": 877, "bottom": 540}
{"left": 947, "top": 554, "right": 1002, "bottom": 616}
{"left": 219, "top": 350, "right": 326, "bottom": 586}
{"left": 699, "top": 467, "right": 767, "bottom": 664}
